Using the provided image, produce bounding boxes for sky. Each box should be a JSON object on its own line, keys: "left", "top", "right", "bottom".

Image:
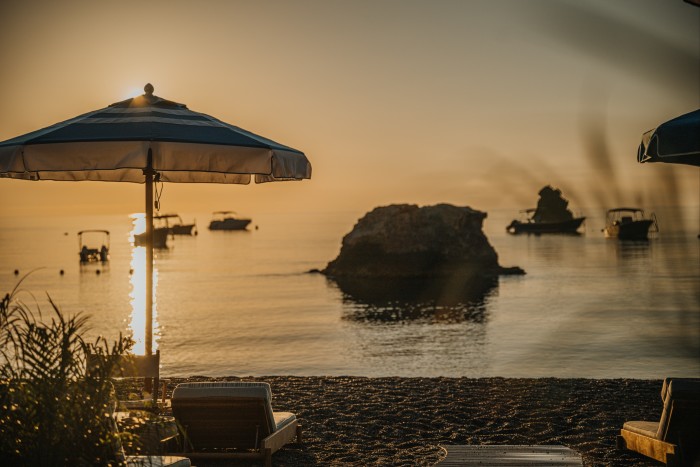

{"left": 0, "top": 0, "right": 698, "bottom": 218}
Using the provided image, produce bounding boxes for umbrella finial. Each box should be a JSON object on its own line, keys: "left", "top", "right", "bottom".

{"left": 144, "top": 83, "right": 154, "bottom": 96}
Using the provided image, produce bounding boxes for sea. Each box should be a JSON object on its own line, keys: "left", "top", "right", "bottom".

{"left": 1, "top": 207, "right": 699, "bottom": 379}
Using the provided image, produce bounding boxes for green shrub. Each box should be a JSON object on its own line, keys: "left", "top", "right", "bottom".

{"left": 0, "top": 278, "right": 135, "bottom": 466}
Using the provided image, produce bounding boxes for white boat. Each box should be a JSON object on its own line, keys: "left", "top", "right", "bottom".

{"left": 603, "top": 208, "right": 658, "bottom": 240}
{"left": 208, "top": 211, "right": 252, "bottom": 231}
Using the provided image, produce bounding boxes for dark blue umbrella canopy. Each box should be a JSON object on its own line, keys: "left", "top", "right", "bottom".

{"left": 0, "top": 83, "right": 311, "bottom": 183}
{"left": 638, "top": 108, "right": 700, "bottom": 167}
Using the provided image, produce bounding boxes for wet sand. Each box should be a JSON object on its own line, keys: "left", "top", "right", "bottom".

{"left": 128, "top": 377, "right": 664, "bottom": 466}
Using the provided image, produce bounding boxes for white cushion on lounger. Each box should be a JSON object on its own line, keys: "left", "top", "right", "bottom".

{"left": 623, "top": 421, "right": 659, "bottom": 438}
{"left": 274, "top": 411, "right": 297, "bottom": 430}
{"left": 173, "top": 382, "right": 283, "bottom": 433}
{"left": 173, "top": 381, "right": 272, "bottom": 400}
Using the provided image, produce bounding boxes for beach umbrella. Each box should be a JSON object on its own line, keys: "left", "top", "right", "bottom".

{"left": 637, "top": 108, "right": 700, "bottom": 237}
{"left": 0, "top": 83, "right": 312, "bottom": 355}
{"left": 637, "top": 108, "right": 700, "bottom": 167}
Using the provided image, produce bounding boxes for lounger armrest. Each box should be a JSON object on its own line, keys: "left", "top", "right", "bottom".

{"left": 261, "top": 419, "right": 299, "bottom": 454}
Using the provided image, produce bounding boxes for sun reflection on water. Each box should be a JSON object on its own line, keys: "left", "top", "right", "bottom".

{"left": 129, "top": 214, "right": 158, "bottom": 354}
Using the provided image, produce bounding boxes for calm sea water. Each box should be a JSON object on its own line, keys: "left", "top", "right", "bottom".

{"left": 1, "top": 207, "right": 698, "bottom": 379}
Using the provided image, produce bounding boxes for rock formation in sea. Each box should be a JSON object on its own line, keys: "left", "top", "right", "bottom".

{"left": 533, "top": 185, "right": 575, "bottom": 223}
{"left": 321, "top": 204, "right": 523, "bottom": 305}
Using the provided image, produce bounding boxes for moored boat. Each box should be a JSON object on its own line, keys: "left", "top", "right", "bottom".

{"left": 507, "top": 213, "right": 586, "bottom": 234}
{"left": 134, "top": 227, "right": 170, "bottom": 248}
{"left": 78, "top": 230, "right": 110, "bottom": 262}
{"left": 603, "top": 208, "right": 658, "bottom": 240}
{"left": 507, "top": 186, "right": 586, "bottom": 235}
{"left": 155, "top": 213, "right": 197, "bottom": 235}
{"left": 208, "top": 211, "right": 252, "bottom": 231}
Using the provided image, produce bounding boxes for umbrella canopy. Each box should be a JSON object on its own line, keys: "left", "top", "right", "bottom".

{"left": 0, "top": 83, "right": 311, "bottom": 182}
{"left": 0, "top": 83, "right": 312, "bottom": 355}
{"left": 637, "top": 108, "right": 700, "bottom": 167}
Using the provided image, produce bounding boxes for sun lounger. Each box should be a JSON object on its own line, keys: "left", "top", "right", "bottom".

{"left": 169, "top": 381, "right": 302, "bottom": 467}
{"left": 618, "top": 377, "right": 700, "bottom": 466}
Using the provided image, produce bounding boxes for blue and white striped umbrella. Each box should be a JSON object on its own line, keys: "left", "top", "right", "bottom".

{"left": 0, "top": 83, "right": 311, "bottom": 182}
{"left": 0, "top": 83, "right": 311, "bottom": 356}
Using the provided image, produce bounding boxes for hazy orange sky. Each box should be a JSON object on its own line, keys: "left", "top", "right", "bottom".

{"left": 1, "top": 0, "right": 698, "bottom": 217}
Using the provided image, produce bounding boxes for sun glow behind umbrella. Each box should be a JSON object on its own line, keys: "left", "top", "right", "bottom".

{"left": 121, "top": 86, "right": 146, "bottom": 100}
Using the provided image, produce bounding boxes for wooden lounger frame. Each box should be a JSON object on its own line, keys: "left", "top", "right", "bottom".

{"left": 618, "top": 428, "right": 677, "bottom": 465}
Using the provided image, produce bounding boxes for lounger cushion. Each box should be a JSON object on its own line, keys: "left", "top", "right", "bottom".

{"left": 666, "top": 378, "right": 700, "bottom": 400}
{"left": 173, "top": 382, "right": 277, "bottom": 435}
{"left": 623, "top": 421, "right": 659, "bottom": 438}
{"left": 659, "top": 377, "right": 700, "bottom": 401}
{"left": 173, "top": 381, "right": 272, "bottom": 400}
{"left": 274, "top": 411, "right": 297, "bottom": 430}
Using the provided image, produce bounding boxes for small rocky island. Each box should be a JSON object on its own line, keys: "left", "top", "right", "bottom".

{"left": 320, "top": 204, "right": 524, "bottom": 304}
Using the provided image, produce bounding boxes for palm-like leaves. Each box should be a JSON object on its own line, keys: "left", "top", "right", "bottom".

{"left": 1, "top": 278, "right": 135, "bottom": 466}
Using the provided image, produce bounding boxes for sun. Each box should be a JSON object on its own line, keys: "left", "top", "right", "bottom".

{"left": 120, "top": 85, "right": 146, "bottom": 100}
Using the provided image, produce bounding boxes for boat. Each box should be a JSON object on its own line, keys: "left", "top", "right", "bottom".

{"left": 603, "top": 208, "right": 658, "bottom": 240}
{"left": 506, "top": 209, "right": 586, "bottom": 234}
{"left": 208, "top": 211, "right": 252, "bottom": 231}
{"left": 134, "top": 227, "right": 170, "bottom": 248}
{"left": 154, "top": 213, "right": 197, "bottom": 235}
{"left": 78, "top": 230, "right": 110, "bottom": 262}
{"left": 506, "top": 185, "right": 586, "bottom": 235}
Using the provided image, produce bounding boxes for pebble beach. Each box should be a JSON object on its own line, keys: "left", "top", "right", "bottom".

{"left": 125, "top": 376, "right": 666, "bottom": 466}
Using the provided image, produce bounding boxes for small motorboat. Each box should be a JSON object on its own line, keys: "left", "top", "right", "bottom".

{"left": 208, "top": 211, "right": 252, "bottom": 231}
{"left": 78, "top": 230, "right": 110, "bottom": 262}
{"left": 154, "top": 213, "right": 197, "bottom": 235}
{"left": 603, "top": 208, "right": 658, "bottom": 240}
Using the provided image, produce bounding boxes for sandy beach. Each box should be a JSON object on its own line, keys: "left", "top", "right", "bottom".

{"left": 121, "top": 376, "right": 666, "bottom": 466}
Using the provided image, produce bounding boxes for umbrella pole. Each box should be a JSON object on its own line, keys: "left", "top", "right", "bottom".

{"left": 145, "top": 149, "right": 154, "bottom": 357}
{"left": 143, "top": 150, "right": 155, "bottom": 395}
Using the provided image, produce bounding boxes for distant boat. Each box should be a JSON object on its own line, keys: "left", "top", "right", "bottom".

{"left": 209, "top": 211, "right": 252, "bottom": 231}
{"left": 603, "top": 208, "right": 658, "bottom": 240}
{"left": 154, "top": 213, "right": 197, "bottom": 235}
{"left": 506, "top": 209, "right": 586, "bottom": 234}
{"left": 78, "top": 230, "right": 110, "bottom": 262}
{"left": 134, "top": 227, "right": 170, "bottom": 248}
{"left": 507, "top": 185, "right": 585, "bottom": 235}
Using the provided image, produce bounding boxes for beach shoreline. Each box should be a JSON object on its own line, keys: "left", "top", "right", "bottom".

{"left": 122, "top": 376, "right": 666, "bottom": 466}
